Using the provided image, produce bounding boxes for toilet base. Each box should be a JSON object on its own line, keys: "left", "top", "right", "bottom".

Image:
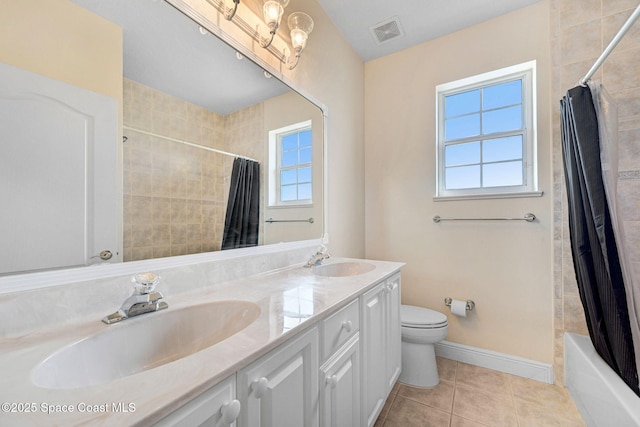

{"left": 398, "top": 340, "right": 439, "bottom": 388}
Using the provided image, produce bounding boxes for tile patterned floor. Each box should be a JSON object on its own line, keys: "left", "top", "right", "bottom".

{"left": 374, "top": 357, "right": 586, "bottom": 427}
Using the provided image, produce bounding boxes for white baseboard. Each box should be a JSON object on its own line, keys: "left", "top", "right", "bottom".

{"left": 435, "top": 340, "right": 554, "bottom": 384}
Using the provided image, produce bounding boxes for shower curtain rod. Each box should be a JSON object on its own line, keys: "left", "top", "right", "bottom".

{"left": 123, "top": 126, "right": 259, "bottom": 163}
{"left": 580, "top": 3, "right": 640, "bottom": 86}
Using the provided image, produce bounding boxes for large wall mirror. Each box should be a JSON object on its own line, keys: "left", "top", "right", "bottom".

{"left": 0, "top": 0, "right": 324, "bottom": 279}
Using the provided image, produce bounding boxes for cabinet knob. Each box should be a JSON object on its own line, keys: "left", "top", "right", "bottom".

{"left": 326, "top": 375, "right": 338, "bottom": 388}
{"left": 219, "top": 399, "right": 241, "bottom": 424}
{"left": 251, "top": 377, "right": 269, "bottom": 399}
{"left": 341, "top": 320, "right": 353, "bottom": 333}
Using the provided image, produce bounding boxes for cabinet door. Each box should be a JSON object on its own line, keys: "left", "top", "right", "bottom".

{"left": 385, "top": 274, "right": 402, "bottom": 393}
{"left": 361, "top": 283, "right": 386, "bottom": 427}
{"left": 237, "top": 327, "right": 319, "bottom": 427}
{"left": 154, "top": 375, "right": 240, "bottom": 427}
{"left": 320, "top": 334, "right": 360, "bottom": 427}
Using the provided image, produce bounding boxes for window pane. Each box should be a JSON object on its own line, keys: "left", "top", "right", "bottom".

{"left": 281, "top": 184, "right": 297, "bottom": 201}
{"left": 445, "top": 90, "right": 480, "bottom": 117}
{"left": 298, "top": 167, "right": 312, "bottom": 183}
{"left": 298, "top": 183, "right": 312, "bottom": 200}
{"left": 300, "top": 147, "right": 312, "bottom": 164}
{"left": 281, "top": 169, "right": 297, "bottom": 185}
{"left": 445, "top": 141, "right": 480, "bottom": 166}
{"left": 445, "top": 165, "right": 480, "bottom": 189}
{"left": 445, "top": 114, "right": 480, "bottom": 140}
{"left": 482, "top": 105, "right": 522, "bottom": 134}
{"left": 282, "top": 134, "right": 298, "bottom": 151}
{"left": 483, "top": 80, "right": 522, "bottom": 110}
{"left": 483, "top": 161, "right": 523, "bottom": 187}
{"left": 299, "top": 130, "right": 312, "bottom": 147}
{"left": 483, "top": 136, "right": 523, "bottom": 163}
{"left": 282, "top": 150, "right": 298, "bottom": 167}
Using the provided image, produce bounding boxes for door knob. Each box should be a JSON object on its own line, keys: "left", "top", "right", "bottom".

{"left": 219, "top": 399, "right": 241, "bottom": 424}
{"left": 251, "top": 377, "right": 269, "bottom": 398}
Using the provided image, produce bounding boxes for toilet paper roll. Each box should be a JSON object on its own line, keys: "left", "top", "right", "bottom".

{"left": 450, "top": 299, "right": 467, "bottom": 317}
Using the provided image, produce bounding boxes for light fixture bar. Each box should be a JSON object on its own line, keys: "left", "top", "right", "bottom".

{"left": 204, "top": 0, "right": 312, "bottom": 70}
{"left": 205, "top": 0, "right": 288, "bottom": 63}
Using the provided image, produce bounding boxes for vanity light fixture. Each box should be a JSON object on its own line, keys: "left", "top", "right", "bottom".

{"left": 286, "top": 12, "right": 313, "bottom": 70}
{"left": 223, "top": 0, "right": 240, "bottom": 20}
{"left": 205, "top": 0, "right": 314, "bottom": 70}
{"left": 260, "top": 0, "right": 289, "bottom": 48}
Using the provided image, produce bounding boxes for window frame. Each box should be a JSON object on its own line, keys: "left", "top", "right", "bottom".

{"left": 434, "top": 61, "right": 541, "bottom": 200}
{"left": 268, "top": 120, "right": 313, "bottom": 207}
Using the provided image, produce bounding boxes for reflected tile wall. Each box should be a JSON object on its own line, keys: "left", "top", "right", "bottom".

{"left": 123, "top": 80, "right": 264, "bottom": 261}
{"left": 551, "top": 0, "right": 640, "bottom": 384}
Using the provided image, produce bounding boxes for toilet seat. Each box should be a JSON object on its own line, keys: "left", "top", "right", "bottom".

{"left": 401, "top": 305, "right": 448, "bottom": 329}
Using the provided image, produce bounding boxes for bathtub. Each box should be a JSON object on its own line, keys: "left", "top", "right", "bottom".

{"left": 564, "top": 333, "right": 640, "bottom": 426}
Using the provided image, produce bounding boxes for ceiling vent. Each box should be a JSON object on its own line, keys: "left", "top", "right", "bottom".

{"left": 370, "top": 16, "right": 404, "bottom": 45}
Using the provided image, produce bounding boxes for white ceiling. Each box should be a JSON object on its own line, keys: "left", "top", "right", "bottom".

{"left": 315, "top": 0, "right": 543, "bottom": 61}
{"left": 69, "top": 0, "right": 543, "bottom": 114}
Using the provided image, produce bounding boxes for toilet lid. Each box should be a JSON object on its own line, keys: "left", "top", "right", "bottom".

{"left": 401, "top": 305, "right": 448, "bottom": 328}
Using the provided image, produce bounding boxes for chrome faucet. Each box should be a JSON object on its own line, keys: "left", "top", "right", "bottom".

{"left": 102, "top": 273, "right": 168, "bottom": 324}
{"left": 304, "top": 246, "right": 331, "bottom": 268}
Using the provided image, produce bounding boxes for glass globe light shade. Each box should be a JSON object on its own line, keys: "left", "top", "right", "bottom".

{"left": 288, "top": 12, "right": 314, "bottom": 51}
{"left": 263, "top": 1, "right": 286, "bottom": 30}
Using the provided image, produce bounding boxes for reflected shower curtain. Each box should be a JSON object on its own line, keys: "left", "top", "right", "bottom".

{"left": 221, "top": 157, "right": 260, "bottom": 250}
{"left": 560, "top": 85, "right": 640, "bottom": 396}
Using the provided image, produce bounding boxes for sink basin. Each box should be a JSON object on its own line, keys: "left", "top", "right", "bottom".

{"left": 32, "top": 300, "right": 260, "bottom": 389}
{"left": 313, "top": 261, "right": 376, "bottom": 277}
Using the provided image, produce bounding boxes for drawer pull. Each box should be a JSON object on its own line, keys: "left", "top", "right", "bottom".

{"left": 341, "top": 320, "right": 353, "bottom": 333}
{"left": 251, "top": 377, "right": 269, "bottom": 399}
{"left": 219, "top": 399, "right": 241, "bottom": 424}
{"left": 326, "top": 375, "right": 338, "bottom": 388}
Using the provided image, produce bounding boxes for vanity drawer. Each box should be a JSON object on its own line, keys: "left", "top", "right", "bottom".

{"left": 322, "top": 299, "right": 360, "bottom": 360}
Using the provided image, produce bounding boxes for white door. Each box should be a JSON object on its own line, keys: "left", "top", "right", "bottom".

{"left": 385, "top": 275, "right": 402, "bottom": 392}
{"left": 237, "top": 327, "right": 319, "bottom": 427}
{"left": 361, "top": 283, "right": 386, "bottom": 427}
{"left": 0, "top": 62, "right": 119, "bottom": 274}
{"left": 320, "top": 335, "right": 360, "bottom": 427}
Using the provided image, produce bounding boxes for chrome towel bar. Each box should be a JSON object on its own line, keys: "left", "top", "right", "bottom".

{"left": 265, "top": 217, "right": 314, "bottom": 224}
{"left": 433, "top": 213, "right": 536, "bottom": 223}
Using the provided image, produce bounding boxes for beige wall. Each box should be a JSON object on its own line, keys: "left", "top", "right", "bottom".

{"left": 364, "top": 2, "right": 554, "bottom": 363}
{"left": 0, "top": 0, "right": 122, "bottom": 100}
{"left": 551, "top": 0, "right": 640, "bottom": 384}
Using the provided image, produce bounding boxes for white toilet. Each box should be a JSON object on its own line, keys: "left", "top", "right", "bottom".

{"left": 399, "top": 304, "right": 449, "bottom": 388}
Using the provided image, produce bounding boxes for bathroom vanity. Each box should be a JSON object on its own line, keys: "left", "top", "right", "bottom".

{"left": 0, "top": 253, "right": 403, "bottom": 427}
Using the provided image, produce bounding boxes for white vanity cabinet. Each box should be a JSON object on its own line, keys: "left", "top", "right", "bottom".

{"left": 154, "top": 374, "right": 240, "bottom": 427}
{"left": 236, "top": 327, "right": 319, "bottom": 427}
{"left": 153, "top": 269, "right": 402, "bottom": 427}
{"left": 319, "top": 300, "right": 361, "bottom": 427}
{"left": 361, "top": 273, "right": 402, "bottom": 427}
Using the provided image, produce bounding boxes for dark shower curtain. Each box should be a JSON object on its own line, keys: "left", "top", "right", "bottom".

{"left": 560, "top": 85, "right": 639, "bottom": 396}
{"left": 221, "top": 157, "right": 260, "bottom": 250}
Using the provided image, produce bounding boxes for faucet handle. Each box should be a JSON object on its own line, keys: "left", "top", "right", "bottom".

{"left": 131, "top": 272, "right": 160, "bottom": 295}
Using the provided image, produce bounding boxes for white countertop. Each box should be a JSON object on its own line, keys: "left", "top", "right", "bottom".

{"left": 0, "top": 257, "right": 403, "bottom": 426}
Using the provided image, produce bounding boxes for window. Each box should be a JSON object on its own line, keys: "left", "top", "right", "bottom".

{"left": 435, "top": 61, "right": 540, "bottom": 200}
{"left": 268, "top": 120, "right": 313, "bottom": 206}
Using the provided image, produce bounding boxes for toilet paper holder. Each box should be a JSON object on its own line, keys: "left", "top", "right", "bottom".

{"left": 444, "top": 297, "right": 475, "bottom": 311}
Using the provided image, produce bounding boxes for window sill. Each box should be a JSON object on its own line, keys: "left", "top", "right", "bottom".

{"left": 433, "top": 190, "right": 544, "bottom": 202}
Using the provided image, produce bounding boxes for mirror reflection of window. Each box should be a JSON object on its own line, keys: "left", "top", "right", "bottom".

{"left": 281, "top": 286, "right": 315, "bottom": 332}
{"left": 269, "top": 120, "right": 313, "bottom": 206}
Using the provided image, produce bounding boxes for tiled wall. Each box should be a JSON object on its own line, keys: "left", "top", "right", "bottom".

{"left": 123, "top": 79, "right": 264, "bottom": 261}
{"left": 551, "top": 0, "right": 640, "bottom": 384}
